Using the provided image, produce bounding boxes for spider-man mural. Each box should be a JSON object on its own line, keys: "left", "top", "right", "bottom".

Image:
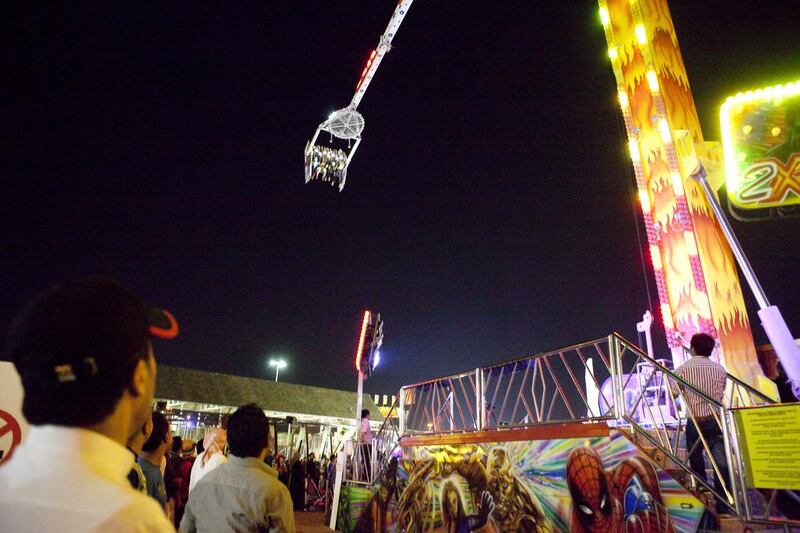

{"left": 566, "top": 446, "right": 675, "bottom": 533}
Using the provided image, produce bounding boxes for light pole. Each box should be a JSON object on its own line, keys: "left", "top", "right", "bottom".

{"left": 268, "top": 359, "right": 286, "bottom": 382}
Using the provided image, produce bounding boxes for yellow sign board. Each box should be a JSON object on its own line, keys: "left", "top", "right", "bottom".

{"left": 734, "top": 404, "right": 800, "bottom": 490}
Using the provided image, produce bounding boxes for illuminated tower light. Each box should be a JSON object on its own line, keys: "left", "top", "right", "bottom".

{"left": 690, "top": 257, "right": 707, "bottom": 292}
{"left": 646, "top": 70, "right": 659, "bottom": 92}
{"left": 684, "top": 232, "right": 698, "bottom": 256}
{"left": 660, "top": 303, "right": 675, "bottom": 329}
{"left": 618, "top": 90, "right": 629, "bottom": 109}
{"left": 635, "top": 24, "right": 647, "bottom": 45}
{"left": 638, "top": 188, "right": 651, "bottom": 213}
{"left": 629, "top": 138, "right": 641, "bottom": 163}
{"left": 658, "top": 118, "right": 672, "bottom": 143}
{"left": 599, "top": 6, "right": 610, "bottom": 26}
{"left": 649, "top": 244, "right": 663, "bottom": 270}
{"left": 670, "top": 171, "right": 684, "bottom": 196}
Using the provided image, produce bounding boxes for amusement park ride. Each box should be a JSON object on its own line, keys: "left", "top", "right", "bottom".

{"left": 304, "top": 0, "right": 414, "bottom": 192}
{"left": 306, "top": 0, "right": 799, "bottom": 400}
{"left": 311, "top": 2, "right": 800, "bottom": 530}
{"left": 596, "top": 0, "right": 800, "bottom": 398}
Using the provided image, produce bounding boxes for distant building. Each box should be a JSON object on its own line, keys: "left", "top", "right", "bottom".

{"left": 156, "top": 365, "right": 383, "bottom": 458}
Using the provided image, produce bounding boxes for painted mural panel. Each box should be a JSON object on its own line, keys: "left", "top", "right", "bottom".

{"left": 341, "top": 432, "right": 704, "bottom": 533}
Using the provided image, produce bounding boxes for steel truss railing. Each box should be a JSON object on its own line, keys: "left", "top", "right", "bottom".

{"left": 364, "top": 332, "right": 798, "bottom": 528}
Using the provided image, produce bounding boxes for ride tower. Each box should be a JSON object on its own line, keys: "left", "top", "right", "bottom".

{"left": 597, "top": 0, "right": 774, "bottom": 393}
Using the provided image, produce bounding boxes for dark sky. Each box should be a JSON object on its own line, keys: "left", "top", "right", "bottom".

{"left": 3, "top": 1, "right": 799, "bottom": 396}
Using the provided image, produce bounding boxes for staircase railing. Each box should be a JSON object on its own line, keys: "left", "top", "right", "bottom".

{"left": 345, "top": 333, "right": 798, "bottom": 528}
{"left": 610, "top": 334, "right": 741, "bottom": 514}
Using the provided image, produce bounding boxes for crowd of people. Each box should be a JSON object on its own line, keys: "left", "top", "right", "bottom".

{"left": 0, "top": 277, "right": 299, "bottom": 532}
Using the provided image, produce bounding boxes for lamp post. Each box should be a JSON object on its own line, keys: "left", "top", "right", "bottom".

{"left": 268, "top": 359, "right": 287, "bottom": 382}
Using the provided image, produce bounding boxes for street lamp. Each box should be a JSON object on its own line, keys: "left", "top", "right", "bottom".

{"left": 268, "top": 359, "right": 287, "bottom": 382}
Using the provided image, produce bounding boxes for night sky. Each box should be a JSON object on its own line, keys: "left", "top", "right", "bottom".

{"left": 3, "top": 2, "right": 799, "bottom": 396}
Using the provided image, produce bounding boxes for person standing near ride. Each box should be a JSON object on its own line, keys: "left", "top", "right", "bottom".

{"left": 672, "top": 333, "right": 730, "bottom": 513}
{"left": 140, "top": 411, "right": 172, "bottom": 512}
{"left": 360, "top": 409, "right": 373, "bottom": 480}
{"left": 289, "top": 451, "right": 306, "bottom": 510}
{"left": 127, "top": 413, "right": 154, "bottom": 493}
{"left": 189, "top": 429, "right": 227, "bottom": 493}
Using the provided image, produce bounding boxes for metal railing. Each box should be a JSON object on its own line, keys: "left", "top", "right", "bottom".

{"left": 609, "top": 334, "right": 800, "bottom": 530}
{"left": 336, "top": 333, "right": 798, "bottom": 528}
{"left": 399, "top": 336, "right": 620, "bottom": 435}
{"left": 611, "top": 335, "right": 738, "bottom": 514}
{"left": 399, "top": 369, "right": 481, "bottom": 434}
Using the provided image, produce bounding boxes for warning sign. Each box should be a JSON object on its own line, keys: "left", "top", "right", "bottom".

{"left": 0, "top": 410, "right": 22, "bottom": 463}
{"left": 735, "top": 403, "right": 800, "bottom": 490}
{"left": 0, "top": 361, "right": 29, "bottom": 464}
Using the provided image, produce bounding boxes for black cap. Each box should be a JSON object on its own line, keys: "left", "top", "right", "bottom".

{"left": 8, "top": 276, "right": 178, "bottom": 386}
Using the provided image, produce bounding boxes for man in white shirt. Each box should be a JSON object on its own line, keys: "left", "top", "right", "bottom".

{"left": 359, "top": 409, "right": 373, "bottom": 481}
{"left": 0, "top": 277, "right": 179, "bottom": 532}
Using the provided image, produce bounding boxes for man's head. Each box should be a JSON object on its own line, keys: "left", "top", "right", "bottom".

{"left": 142, "top": 411, "right": 171, "bottom": 455}
{"left": 181, "top": 439, "right": 196, "bottom": 457}
{"left": 361, "top": 409, "right": 370, "bottom": 419}
{"left": 690, "top": 333, "right": 716, "bottom": 357}
{"left": 171, "top": 435, "right": 183, "bottom": 455}
{"left": 227, "top": 403, "right": 270, "bottom": 459}
{"left": 7, "top": 277, "right": 178, "bottom": 441}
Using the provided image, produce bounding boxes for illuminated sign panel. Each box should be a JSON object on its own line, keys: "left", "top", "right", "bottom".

{"left": 721, "top": 81, "right": 800, "bottom": 211}
{"left": 354, "top": 310, "right": 384, "bottom": 377}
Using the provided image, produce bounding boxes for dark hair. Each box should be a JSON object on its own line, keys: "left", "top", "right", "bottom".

{"left": 361, "top": 409, "right": 370, "bottom": 419}
{"left": 690, "top": 333, "right": 716, "bottom": 357}
{"left": 171, "top": 435, "right": 183, "bottom": 453}
{"left": 441, "top": 480, "right": 466, "bottom": 525}
{"left": 196, "top": 439, "right": 205, "bottom": 454}
{"left": 142, "top": 412, "right": 169, "bottom": 453}
{"left": 7, "top": 277, "right": 155, "bottom": 427}
{"left": 227, "top": 404, "right": 269, "bottom": 458}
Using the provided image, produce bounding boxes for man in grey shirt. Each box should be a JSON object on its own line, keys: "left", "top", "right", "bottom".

{"left": 180, "top": 404, "right": 295, "bottom": 532}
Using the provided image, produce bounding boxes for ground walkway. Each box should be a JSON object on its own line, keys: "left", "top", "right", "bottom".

{"left": 295, "top": 510, "right": 333, "bottom": 532}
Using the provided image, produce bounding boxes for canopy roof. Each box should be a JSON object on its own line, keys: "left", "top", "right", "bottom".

{"left": 156, "top": 365, "right": 383, "bottom": 423}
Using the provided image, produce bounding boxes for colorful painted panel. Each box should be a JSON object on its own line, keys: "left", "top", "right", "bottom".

{"left": 721, "top": 81, "right": 800, "bottom": 210}
{"left": 341, "top": 432, "right": 703, "bottom": 532}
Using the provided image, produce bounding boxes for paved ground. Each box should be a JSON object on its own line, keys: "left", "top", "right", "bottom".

{"left": 295, "top": 511, "right": 334, "bottom": 532}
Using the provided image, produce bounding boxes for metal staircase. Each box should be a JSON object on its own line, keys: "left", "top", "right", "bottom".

{"left": 337, "top": 333, "right": 799, "bottom": 531}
